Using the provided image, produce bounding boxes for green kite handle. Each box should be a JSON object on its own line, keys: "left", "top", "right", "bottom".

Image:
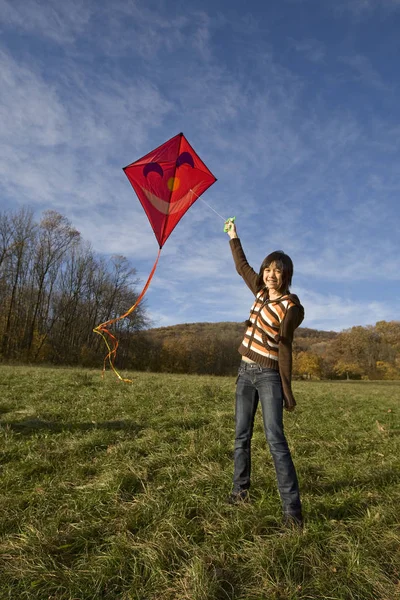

{"left": 224, "top": 216, "right": 236, "bottom": 232}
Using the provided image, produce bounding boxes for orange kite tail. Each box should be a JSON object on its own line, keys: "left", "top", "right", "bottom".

{"left": 93, "top": 248, "right": 161, "bottom": 382}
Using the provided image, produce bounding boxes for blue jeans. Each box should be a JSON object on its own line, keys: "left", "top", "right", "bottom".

{"left": 233, "top": 360, "right": 302, "bottom": 517}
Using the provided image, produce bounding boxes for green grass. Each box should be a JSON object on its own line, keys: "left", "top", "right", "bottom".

{"left": 0, "top": 365, "right": 399, "bottom": 599}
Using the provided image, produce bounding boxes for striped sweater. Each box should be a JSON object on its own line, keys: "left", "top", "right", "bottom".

{"left": 230, "top": 238, "right": 304, "bottom": 410}
{"left": 241, "top": 291, "right": 297, "bottom": 365}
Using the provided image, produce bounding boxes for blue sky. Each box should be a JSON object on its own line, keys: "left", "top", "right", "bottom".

{"left": 1, "top": 0, "right": 400, "bottom": 332}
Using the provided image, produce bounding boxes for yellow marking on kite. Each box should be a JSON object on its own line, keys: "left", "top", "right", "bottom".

{"left": 167, "top": 176, "right": 180, "bottom": 191}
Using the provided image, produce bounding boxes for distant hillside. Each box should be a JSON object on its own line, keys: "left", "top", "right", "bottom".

{"left": 129, "top": 322, "right": 340, "bottom": 377}
{"left": 145, "top": 322, "right": 338, "bottom": 350}
{"left": 145, "top": 321, "right": 244, "bottom": 339}
{"left": 293, "top": 327, "right": 338, "bottom": 353}
{"left": 131, "top": 321, "right": 399, "bottom": 380}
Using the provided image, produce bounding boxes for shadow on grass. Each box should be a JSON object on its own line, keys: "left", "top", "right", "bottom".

{"left": 302, "top": 466, "right": 400, "bottom": 495}
{"left": 386, "top": 429, "right": 400, "bottom": 436}
{"left": 1, "top": 418, "right": 144, "bottom": 436}
{"left": 310, "top": 495, "right": 378, "bottom": 521}
{"left": 303, "top": 466, "right": 400, "bottom": 521}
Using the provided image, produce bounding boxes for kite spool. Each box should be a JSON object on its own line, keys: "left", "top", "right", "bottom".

{"left": 224, "top": 217, "right": 236, "bottom": 232}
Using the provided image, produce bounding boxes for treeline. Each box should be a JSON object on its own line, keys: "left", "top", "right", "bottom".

{"left": 130, "top": 322, "right": 244, "bottom": 375}
{"left": 1, "top": 208, "right": 399, "bottom": 380}
{"left": 0, "top": 207, "right": 147, "bottom": 365}
{"left": 131, "top": 320, "right": 400, "bottom": 380}
{"left": 293, "top": 321, "right": 400, "bottom": 381}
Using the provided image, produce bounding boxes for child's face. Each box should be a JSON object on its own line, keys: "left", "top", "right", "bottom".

{"left": 263, "top": 261, "right": 283, "bottom": 293}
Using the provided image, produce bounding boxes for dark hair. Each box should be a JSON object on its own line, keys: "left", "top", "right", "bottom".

{"left": 257, "top": 250, "right": 293, "bottom": 294}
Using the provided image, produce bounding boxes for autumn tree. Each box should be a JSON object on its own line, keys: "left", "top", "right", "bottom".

{"left": 293, "top": 351, "right": 322, "bottom": 379}
{"left": 376, "top": 360, "right": 400, "bottom": 380}
{"left": 334, "top": 360, "right": 364, "bottom": 380}
{"left": 328, "top": 326, "right": 379, "bottom": 379}
{"left": 375, "top": 321, "right": 400, "bottom": 353}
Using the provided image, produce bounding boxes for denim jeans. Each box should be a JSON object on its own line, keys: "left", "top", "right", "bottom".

{"left": 233, "top": 360, "right": 302, "bottom": 517}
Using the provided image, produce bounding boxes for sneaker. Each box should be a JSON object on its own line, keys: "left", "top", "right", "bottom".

{"left": 226, "top": 490, "right": 250, "bottom": 505}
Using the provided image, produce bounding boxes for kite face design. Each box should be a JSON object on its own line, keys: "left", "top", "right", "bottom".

{"left": 123, "top": 133, "right": 216, "bottom": 248}
{"left": 139, "top": 152, "right": 198, "bottom": 216}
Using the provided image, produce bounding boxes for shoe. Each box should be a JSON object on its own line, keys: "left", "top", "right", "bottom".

{"left": 226, "top": 490, "right": 250, "bottom": 505}
{"left": 282, "top": 513, "right": 303, "bottom": 530}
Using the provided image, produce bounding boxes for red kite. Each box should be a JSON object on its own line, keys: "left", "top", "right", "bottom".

{"left": 124, "top": 132, "right": 217, "bottom": 248}
{"left": 94, "top": 133, "right": 217, "bottom": 380}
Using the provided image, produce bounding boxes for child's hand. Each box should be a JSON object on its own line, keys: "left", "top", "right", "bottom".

{"left": 224, "top": 217, "right": 237, "bottom": 239}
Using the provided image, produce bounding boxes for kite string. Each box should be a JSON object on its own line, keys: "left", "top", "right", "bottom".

{"left": 190, "top": 188, "right": 226, "bottom": 222}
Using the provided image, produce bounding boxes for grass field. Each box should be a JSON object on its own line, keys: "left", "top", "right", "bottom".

{"left": 0, "top": 365, "right": 399, "bottom": 600}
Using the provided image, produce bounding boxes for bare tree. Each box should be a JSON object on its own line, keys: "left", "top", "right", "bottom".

{"left": 1, "top": 208, "right": 35, "bottom": 357}
{"left": 25, "top": 211, "right": 80, "bottom": 355}
{"left": 0, "top": 207, "right": 149, "bottom": 366}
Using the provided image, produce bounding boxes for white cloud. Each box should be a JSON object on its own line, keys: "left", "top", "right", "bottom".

{"left": 0, "top": 47, "right": 173, "bottom": 258}
{"left": 341, "top": 54, "right": 389, "bottom": 91}
{"left": 0, "top": 0, "right": 92, "bottom": 43}
{"left": 0, "top": 50, "right": 69, "bottom": 148}
{"left": 298, "top": 288, "right": 398, "bottom": 331}
{"left": 289, "top": 38, "right": 325, "bottom": 63}
{"left": 336, "top": 0, "right": 400, "bottom": 15}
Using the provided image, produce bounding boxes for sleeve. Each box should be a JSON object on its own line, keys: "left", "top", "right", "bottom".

{"left": 229, "top": 238, "right": 259, "bottom": 295}
{"left": 278, "top": 304, "right": 304, "bottom": 411}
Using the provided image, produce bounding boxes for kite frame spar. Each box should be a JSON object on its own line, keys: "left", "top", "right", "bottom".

{"left": 93, "top": 133, "right": 217, "bottom": 381}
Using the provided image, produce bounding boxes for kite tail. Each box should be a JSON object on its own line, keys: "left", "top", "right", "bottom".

{"left": 93, "top": 248, "right": 162, "bottom": 382}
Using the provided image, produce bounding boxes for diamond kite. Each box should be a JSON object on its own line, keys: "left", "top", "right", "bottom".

{"left": 123, "top": 132, "right": 217, "bottom": 248}
{"left": 94, "top": 133, "right": 217, "bottom": 380}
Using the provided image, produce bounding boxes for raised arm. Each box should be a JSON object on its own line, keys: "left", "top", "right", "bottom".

{"left": 226, "top": 222, "right": 259, "bottom": 295}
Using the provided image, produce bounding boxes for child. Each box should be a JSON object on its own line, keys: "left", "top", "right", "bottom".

{"left": 226, "top": 221, "right": 304, "bottom": 527}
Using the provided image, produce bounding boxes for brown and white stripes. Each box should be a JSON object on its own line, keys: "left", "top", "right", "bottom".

{"left": 240, "top": 291, "right": 296, "bottom": 363}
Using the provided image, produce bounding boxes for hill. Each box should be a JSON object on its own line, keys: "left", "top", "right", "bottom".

{"left": 130, "top": 322, "right": 339, "bottom": 377}
{"left": 129, "top": 320, "right": 400, "bottom": 380}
